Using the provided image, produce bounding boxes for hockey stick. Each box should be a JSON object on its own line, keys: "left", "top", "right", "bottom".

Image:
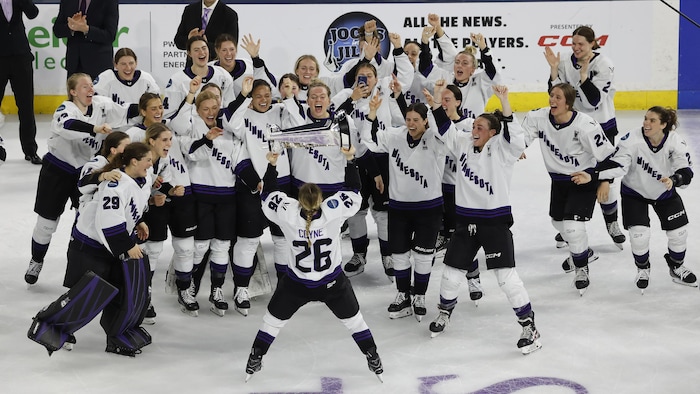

{"left": 660, "top": 0, "right": 700, "bottom": 29}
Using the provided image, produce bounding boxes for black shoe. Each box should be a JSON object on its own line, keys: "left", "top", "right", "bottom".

{"left": 25, "top": 154, "right": 42, "bottom": 165}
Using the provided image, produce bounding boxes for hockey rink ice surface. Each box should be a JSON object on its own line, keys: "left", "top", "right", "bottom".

{"left": 1, "top": 111, "right": 699, "bottom": 394}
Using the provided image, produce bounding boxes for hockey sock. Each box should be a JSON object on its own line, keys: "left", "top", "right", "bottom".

{"left": 347, "top": 209, "right": 368, "bottom": 239}
{"left": 439, "top": 265, "right": 465, "bottom": 304}
{"left": 232, "top": 237, "right": 259, "bottom": 287}
{"left": 562, "top": 220, "right": 588, "bottom": 256}
{"left": 378, "top": 239, "right": 390, "bottom": 257}
{"left": 371, "top": 209, "right": 389, "bottom": 242}
{"left": 601, "top": 202, "right": 618, "bottom": 220}
{"left": 392, "top": 252, "right": 411, "bottom": 293}
{"left": 667, "top": 226, "right": 688, "bottom": 261}
{"left": 351, "top": 329, "right": 376, "bottom": 354}
{"left": 513, "top": 303, "right": 533, "bottom": 319}
{"left": 210, "top": 264, "right": 227, "bottom": 288}
{"left": 495, "top": 268, "right": 531, "bottom": 311}
{"left": 142, "top": 241, "right": 163, "bottom": 272}
{"left": 439, "top": 295, "right": 457, "bottom": 310}
{"left": 172, "top": 236, "right": 194, "bottom": 274}
{"left": 31, "top": 216, "right": 58, "bottom": 261}
{"left": 350, "top": 235, "right": 369, "bottom": 254}
{"left": 175, "top": 277, "right": 191, "bottom": 291}
{"left": 413, "top": 251, "right": 432, "bottom": 295}
{"left": 271, "top": 235, "right": 289, "bottom": 279}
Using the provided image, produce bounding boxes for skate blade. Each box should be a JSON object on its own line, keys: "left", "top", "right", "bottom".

{"left": 578, "top": 287, "right": 588, "bottom": 297}
{"left": 430, "top": 330, "right": 443, "bottom": 338}
{"left": 142, "top": 317, "right": 156, "bottom": 325}
{"left": 180, "top": 307, "right": 199, "bottom": 317}
{"left": 414, "top": 314, "right": 424, "bottom": 322}
{"left": 556, "top": 241, "right": 568, "bottom": 249}
{"left": 210, "top": 306, "right": 227, "bottom": 317}
{"left": 62, "top": 343, "right": 74, "bottom": 351}
{"left": 375, "top": 373, "right": 384, "bottom": 383}
{"left": 386, "top": 275, "right": 394, "bottom": 283}
{"left": 614, "top": 242, "right": 624, "bottom": 251}
{"left": 520, "top": 340, "right": 542, "bottom": 355}
{"left": 473, "top": 300, "right": 479, "bottom": 307}
{"left": 344, "top": 267, "right": 365, "bottom": 278}
{"left": 388, "top": 309, "right": 413, "bottom": 319}
{"left": 235, "top": 307, "right": 249, "bottom": 317}
{"left": 245, "top": 373, "right": 254, "bottom": 383}
{"left": 671, "top": 278, "right": 699, "bottom": 287}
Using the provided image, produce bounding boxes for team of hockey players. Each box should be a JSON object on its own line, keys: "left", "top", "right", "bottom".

{"left": 15, "top": 12, "right": 695, "bottom": 381}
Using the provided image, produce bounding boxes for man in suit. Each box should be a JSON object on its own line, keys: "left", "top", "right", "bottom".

{"left": 52, "top": 0, "right": 119, "bottom": 80}
{"left": 0, "top": 0, "right": 41, "bottom": 164}
{"left": 174, "top": 0, "right": 238, "bottom": 64}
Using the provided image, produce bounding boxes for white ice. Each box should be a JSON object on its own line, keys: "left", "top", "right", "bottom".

{"left": 1, "top": 111, "right": 699, "bottom": 394}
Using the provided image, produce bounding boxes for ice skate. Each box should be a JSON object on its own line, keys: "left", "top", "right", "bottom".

{"left": 233, "top": 286, "right": 250, "bottom": 317}
{"left": 245, "top": 347, "right": 264, "bottom": 382}
{"left": 62, "top": 334, "right": 77, "bottom": 351}
{"left": 343, "top": 252, "right": 367, "bottom": 277}
{"left": 365, "top": 347, "right": 384, "bottom": 382}
{"left": 412, "top": 294, "right": 426, "bottom": 322}
{"left": 178, "top": 283, "right": 199, "bottom": 317}
{"left": 606, "top": 221, "right": 626, "bottom": 250}
{"left": 635, "top": 267, "right": 650, "bottom": 294}
{"left": 388, "top": 291, "right": 412, "bottom": 319}
{"left": 105, "top": 340, "right": 141, "bottom": 358}
{"left": 381, "top": 255, "right": 394, "bottom": 282}
{"left": 429, "top": 307, "right": 452, "bottom": 338}
{"left": 665, "top": 254, "right": 698, "bottom": 287}
{"left": 209, "top": 286, "right": 229, "bottom": 316}
{"left": 25, "top": 259, "right": 43, "bottom": 285}
{"left": 554, "top": 233, "right": 567, "bottom": 248}
{"left": 517, "top": 312, "right": 542, "bottom": 355}
{"left": 164, "top": 259, "right": 177, "bottom": 295}
{"left": 467, "top": 276, "right": 484, "bottom": 306}
{"left": 562, "top": 248, "right": 598, "bottom": 273}
{"left": 573, "top": 266, "right": 590, "bottom": 296}
{"left": 143, "top": 303, "right": 156, "bottom": 325}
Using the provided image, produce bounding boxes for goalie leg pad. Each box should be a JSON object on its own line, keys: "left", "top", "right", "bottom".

{"left": 28, "top": 271, "right": 118, "bottom": 354}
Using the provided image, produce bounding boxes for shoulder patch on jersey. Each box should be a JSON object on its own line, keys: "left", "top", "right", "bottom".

{"left": 327, "top": 199, "right": 339, "bottom": 209}
{"left": 107, "top": 180, "right": 119, "bottom": 188}
{"left": 166, "top": 79, "right": 173, "bottom": 88}
{"left": 620, "top": 133, "right": 630, "bottom": 141}
{"left": 56, "top": 104, "right": 66, "bottom": 111}
{"left": 93, "top": 76, "right": 100, "bottom": 84}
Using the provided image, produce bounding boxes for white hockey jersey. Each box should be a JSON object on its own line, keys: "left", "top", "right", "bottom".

{"left": 442, "top": 117, "right": 474, "bottom": 186}
{"left": 360, "top": 116, "right": 446, "bottom": 209}
{"left": 77, "top": 155, "right": 109, "bottom": 207}
{"left": 600, "top": 128, "right": 694, "bottom": 200}
{"left": 93, "top": 69, "right": 160, "bottom": 106}
{"left": 522, "top": 108, "right": 615, "bottom": 178}
{"left": 73, "top": 170, "right": 151, "bottom": 257}
{"left": 439, "top": 114, "right": 526, "bottom": 222}
{"left": 261, "top": 188, "right": 361, "bottom": 287}
{"left": 551, "top": 53, "right": 617, "bottom": 132}
{"left": 163, "top": 65, "right": 234, "bottom": 119}
{"left": 48, "top": 96, "right": 130, "bottom": 171}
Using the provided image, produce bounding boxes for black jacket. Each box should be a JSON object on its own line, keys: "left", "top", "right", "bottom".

{"left": 0, "top": 0, "right": 39, "bottom": 59}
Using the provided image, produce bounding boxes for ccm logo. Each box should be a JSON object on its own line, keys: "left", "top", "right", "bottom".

{"left": 537, "top": 35, "right": 609, "bottom": 47}
{"left": 668, "top": 210, "right": 686, "bottom": 221}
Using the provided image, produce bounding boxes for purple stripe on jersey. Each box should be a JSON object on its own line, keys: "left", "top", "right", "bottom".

{"left": 621, "top": 183, "right": 674, "bottom": 201}
{"left": 102, "top": 223, "right": 128, "bottom": 237}
{"left": 72, "top": 228, "right": 105, "bottom": 250}
{"left": 183, "top": 185, "right": 193, "bottom": 196}
{"left": 352, "top": 329, "right": 373, "bottom": 342}
{"left": 191, "top": 183, "right": 235, "bottom": 196}
{"left": 44, "top": 152, "right": 81, "bottom": 174}
{"left": 388, "top": 197, "right": 443, "bottom": 210}
{"left": 548, "top": 172, "right": 572, "bottom": 182}
{"left": 255, "top": 330, "right": 276, "bottom": 345}
{"left": 600, "top": 118, "right": 618, "bottom": 132}
{"left": 287, "top": 265, "right": 342, "bottom": 288}
{"left": 277, "top": 175, "right": 291, "bottom": 185}
{"left": 455, "top": 206, "right": 512, "bottom": 218}
{"left": 291, "top": 177, "right": 343, "bottom": 194}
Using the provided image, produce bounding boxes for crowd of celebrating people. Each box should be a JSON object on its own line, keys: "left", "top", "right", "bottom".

{"left": 7, "top": 1, "right": 694, "bottom": 383}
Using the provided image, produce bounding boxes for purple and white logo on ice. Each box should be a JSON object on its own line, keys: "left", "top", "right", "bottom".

{"left": 323, "top": 12, "right": 390, "bottom": 72}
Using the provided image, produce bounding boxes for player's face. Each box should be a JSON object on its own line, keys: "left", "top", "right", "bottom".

{"left": 216, "top": 41, "right": 237, "bottom": 70}
{"left": 150, "top": 130, "right": 173, "bottom": 159}
{"left": 453, "top": 53, "right": 476, "bottom": 83}
{"left": 251, "top": 85, "right": 272, "bottom": 113}
{"left": 295, "top": 59, "right": 318, "bottom": 86}
{"left": 197, "top": 98, "right": 219, "bottom": 128}
{"left": 405, "top": 110, "right": 427, "bottom": 140}
{"left": 643, "top": 111, "right": 666, "bottom": 141}
{"left": 202, "top": 86, "right": 222, "bottom": 108}
{"left": 571, "top": 35, "right": 594, "bottom": 60}
{"left": 188, "top": 41, "right": 210, "bottom": 67}
{"left": 404, "top": 42, "right": 420, "bottom": 68}
{"left": 141, "top": 98, "right": 164, "bottom": 126}
{"left": 131, "top": 151, "right": 153, "bottom": 178}
{"left": 549, "top": 87, "right": 570, "bottom": 118}
{"left": 441, "top": 90, "right": 461, "bottom": 115}
{"left": 356, "top": 67, "right": 377, "bottom": 96}
{"left": 115, "top": 56, "right": 137, "bottom": 81}
{"left": 307, "top": 86, "right": 330, "bottom": 118}
{"left": 281, "top": 77, "right": 299, "bottom": 97}
{"left": 472, "top": 117, "right": 496, "bottom": 149}
{"left": 71, "top": 76, "right": 95, "bottom": 108}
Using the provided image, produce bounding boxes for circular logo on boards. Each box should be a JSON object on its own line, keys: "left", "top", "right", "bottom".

{"left": 323, "top": 12, "right": 390, "bottom": 72}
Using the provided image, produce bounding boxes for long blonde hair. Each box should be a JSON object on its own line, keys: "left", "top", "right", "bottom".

{"left": 298, "top": 183, "right": 323, "bottom": 246}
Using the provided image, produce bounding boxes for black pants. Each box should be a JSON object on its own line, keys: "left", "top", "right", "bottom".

{"left": 0, "top": 55, "right": 38, "bottom": 156}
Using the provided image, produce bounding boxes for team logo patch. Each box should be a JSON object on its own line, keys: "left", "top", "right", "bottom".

{"left": 56, "top": 104, "right": 66, "bottom": 111}
{"left": 92, "top": 76, "right": 100, "bottom": 85}
{"left": 327, "top": 199, "right": 340, "bottom": 209}
{"left": 166, "top": 79, "right": 173, "bottom": 88}
{"left": 620, "top": 132, "right": 630, "bottom": 141}
{"left": 107, "top": 181, "right": 119, "bottom": 188}
{"left": 323, "top": 12, "right": 390, "bottom": 72}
